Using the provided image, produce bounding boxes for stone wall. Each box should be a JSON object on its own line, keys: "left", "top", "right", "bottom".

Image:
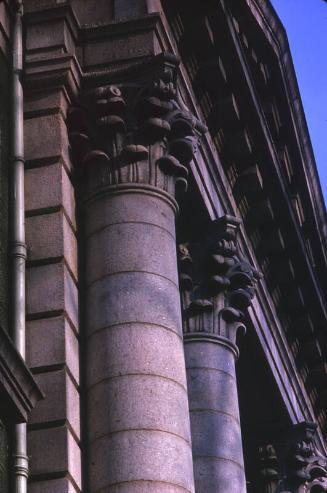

{"left": 24, "top": 3, "right": 81, "bottom": 491}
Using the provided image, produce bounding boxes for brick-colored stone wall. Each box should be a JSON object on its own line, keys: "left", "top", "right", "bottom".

{"left": 24, "top": 4, "right": 81, "bottom": 489}
{"left": 25, "top": 121, "right": 81, "bottom": 492}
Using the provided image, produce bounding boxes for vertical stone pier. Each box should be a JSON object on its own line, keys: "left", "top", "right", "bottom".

{"left": 179, "top": 216, "right": 259, "bottom": 493}
{"left": 68, "top": 54, "right": 203, "bottom": 493}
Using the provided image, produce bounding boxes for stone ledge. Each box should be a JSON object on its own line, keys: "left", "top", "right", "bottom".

{"left": 0, "top": 325, "right": 44, "bottom": 423}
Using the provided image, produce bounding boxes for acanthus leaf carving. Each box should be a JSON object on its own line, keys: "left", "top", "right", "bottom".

{"left": 259, "top": 422, "right": 327, "bottom": 493}
{"left": 67, "top": 53, "right": 207, "bottom": 198}
{"left": 284, "top": 422, "right": 327, "bottom": 493}
{"left": 178, "top": 215, "right": 261, "bottom": 348}
{"left": 258, "top": 443, "right": 280, "bottom": 493}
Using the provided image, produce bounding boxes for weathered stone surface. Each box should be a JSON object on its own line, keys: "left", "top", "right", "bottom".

{"left": 30, "top": 369, "right": 80, "bottom": 439}
{"left": 194, "top": 457, "right": 246, "bottom": 493}
{"left": 187, "top": 367, "right": 239, "bottom": 417}
{"left": 71, "top": 0, "right": 114, "bottom": 25}
{"left": 25, "top": 114, "right": 70, "bottom": 167}
{"left": 25, "top": 90, "right": 69, "bottom": 118}
{"left": 89, "top": 430, "right": 194, "bottom": 492}
{"left": 27, "top": 262, "right": 78, "bottom": 329}
{"left": 28, "top": 426, "right": 81, "bottom": 489}
{"left": 83, "top": 31, "right": 155, "bottom": 68}
{"left": 185, "top": 340, "right": 236, "bottom": 378}
{"left": 85, "top": 191, "right": 175, "bottom": 238}
{"left": 87, "top": 374, "right": 190, "bottom": 442}
{"left": 86, "top": 221, "right": 178, "bottom": 286}
{"left": 29, "top": 478, "right": 78, "bottom": 493}
{"left": 86, "top": 272, "right": 181, "bottom": 335}
{"left": 104, "top": 484, "right": 190, "bottom": 493}
{"left": 25, "top": 163, "right": 76, "bottom": 228}
{"left": 26, "top": 19, "right": 74, "bottom": 54}
{"left": 87, "top": 324, "right": 186, "bottom": 389}
{"left": 26, "top": 316, "right": 79, "bottom": 384}
{"left": 26, "top": 211, "right": 77, "bottom": 278}
{"left": 191, "top": 411, "right": 243, "bottom": 465}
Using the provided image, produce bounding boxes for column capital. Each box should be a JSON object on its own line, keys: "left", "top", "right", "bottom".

{"left": 284, "top": 422, "right": 327, "bottom": 493}
{"left": 259, "top": 422, "right": 327, "bottom": 493}
{"left": 258, "top": 444, "right": 280, "bottom": 493}
{"left": 179, "top": 215, "right": 261, "bottom": 353}
{"left": 67, "top": 52, "right": 206, "bottom": 203}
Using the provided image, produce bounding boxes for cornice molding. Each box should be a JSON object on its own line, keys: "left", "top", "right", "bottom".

{"left": 242, "top": 0, "right": 327, "bottom": 271}
{"left": 24, "top": 53, "right": 82, "bottom": 102}
{"left": 0, "top": 325, "right": 43, "bottom": 424}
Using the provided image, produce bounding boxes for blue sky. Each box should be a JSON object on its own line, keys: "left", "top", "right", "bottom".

{"left": 270, "top": 0, "right": 327, "bottom": 205}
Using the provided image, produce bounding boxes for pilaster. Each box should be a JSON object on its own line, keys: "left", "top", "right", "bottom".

{"left": 24, "top": 3, "right": 82, "bottom": 492}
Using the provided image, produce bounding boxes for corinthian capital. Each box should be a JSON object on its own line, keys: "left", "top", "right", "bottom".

{"left": 67, "top": 53, "right": 206, "bottom": 198}
{"left": 179, "top": 215, "right": 260, "bottom": 351}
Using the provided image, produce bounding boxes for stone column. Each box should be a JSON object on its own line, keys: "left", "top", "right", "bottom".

{"left": 68, "top": 54, "right": 204, "bottom": 493}
{"left": 179, "top": 216, "right": 259, "bottom": 493}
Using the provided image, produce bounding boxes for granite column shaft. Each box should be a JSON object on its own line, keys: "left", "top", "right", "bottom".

{"left": 84, "top": 185, "right": 194, "bottom": 493}
{"left": 185, "top": 335, "right": 246, "bottom": 493}
{"left": 179, "top": 216, "right": 258, "bottom": 493}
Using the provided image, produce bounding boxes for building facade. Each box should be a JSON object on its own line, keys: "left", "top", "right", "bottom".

{"left": 0, "top": 0, "right": 327, "bottom": 492}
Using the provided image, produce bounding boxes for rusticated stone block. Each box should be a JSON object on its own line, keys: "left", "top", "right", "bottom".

{"left": 27, "top": 262, "right": 78, "bottom": 329}
{"left": 28, "top": 426, "right": 81, "bottom": 489}
{"left": 30, "top": 369, "right": 80, "bottom": 439}
{"left": 29, "top": 478, "right": 79, "bottom": 493}
{"left": 26, "top": 19, "right": 74, "bottom": 54}
{"left": 26, "top": 316, "right": 79, "bottom": 384}
{"left": 26, "top": 211, "right": 77, "bottom": 278}
{"left": 25, "top": 114, "right": 70, "bottom": 168}
{"left": 83, "top": 31, "right": 155, "bottom": 68}
{"left": 25, "top": 163, "right": 76, "bottom": 228}
{"left": 25, "top": 0, "right": 70, "bottom": 13}
{"left": 25, "top": 90, "right": 70, "bottom": 119}
{"left": 71, "top": 0, "right": 114, "bottom": 25}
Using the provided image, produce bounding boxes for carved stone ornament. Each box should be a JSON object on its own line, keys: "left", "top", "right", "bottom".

{"left": 263, "top": 422, "right": 327, "bottom": 493}
{"left": 258, "top": 444, "right": 280, "bottom": 493}
{"left": 67, "top": 53, "right": 206, "bottom": 199}
{"left": 178, "top": 215, "right": 261, "bottom": 353}
{"left": 282, "top": 422, "right": 327, "bottom": 493}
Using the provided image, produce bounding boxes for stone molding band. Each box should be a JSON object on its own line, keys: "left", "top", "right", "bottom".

{"left": 83, "top": 182, "right": 179, "bottom": 215}
{"left": 183, "top": 332, "right": 240, "bottom": 359}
